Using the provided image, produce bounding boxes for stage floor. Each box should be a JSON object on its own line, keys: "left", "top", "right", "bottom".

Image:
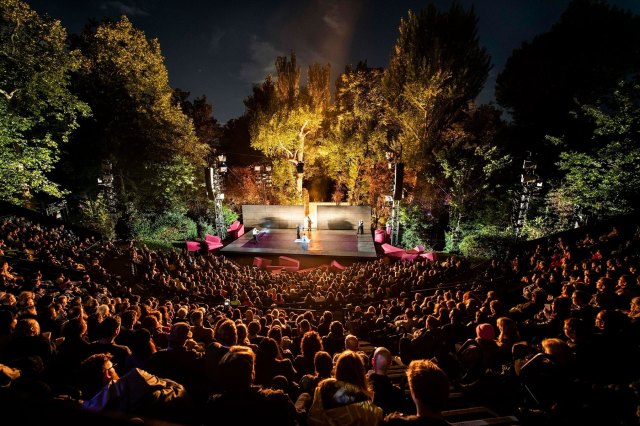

{"left": 220, "top": 229, "right": 377, "bottom": 258}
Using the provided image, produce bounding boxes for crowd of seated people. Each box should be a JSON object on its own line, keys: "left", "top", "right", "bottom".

{"left": 0, "top": 214, "right": 639, "bottom": 424}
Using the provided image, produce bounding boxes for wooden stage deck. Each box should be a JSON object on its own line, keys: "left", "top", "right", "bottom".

{"left": 220, "top": 228, "right": 377, "bottom": 259}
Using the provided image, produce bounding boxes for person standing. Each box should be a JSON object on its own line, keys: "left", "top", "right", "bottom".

{"left": 296, "top": 224, "right": 301, "bottom": 240}
{"left": 357, "top": 220, "right": 364, "bottom": 235}
{"left": 252, "top": 227, "right": 259, "bottom": 244}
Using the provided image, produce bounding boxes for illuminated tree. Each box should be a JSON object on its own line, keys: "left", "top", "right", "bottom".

{"left": 324, "top": 62, "right": 388, "bottom": 206}
{"left": 434, "top": 104, "right": 510, "bottom": 248}
{"left": 383, "top": 4, "right": 491, "bottom": 169}
{"left": 66, "top": 17, "right": 206, "bottom": 212}
{"left": 0, "top": 0, "right": 89, "bottom": 203}
{"left": 249, "top": 53, "right": 329, "bottom": 202}
{"left": 555, "top": 75, "right": 640, "bottom": 218}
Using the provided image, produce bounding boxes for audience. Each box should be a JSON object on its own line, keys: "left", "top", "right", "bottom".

{"left": 0, "top": 214, "right": 639, "bottom": 424}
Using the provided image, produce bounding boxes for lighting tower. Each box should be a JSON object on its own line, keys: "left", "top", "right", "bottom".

{"left": 97, "top": 160, "right": 117, "bottom": 214}
{"left": 206, "top": 153, "right": 228, "bottom": 239}
{"left": 514, "top": 154, "right": 543, "bottom": 240}
{"left": 253, "top": 164, "right": 273, "bottom": 204}
{"left": 386, "top": 150, "right": 404, "bottom": 246}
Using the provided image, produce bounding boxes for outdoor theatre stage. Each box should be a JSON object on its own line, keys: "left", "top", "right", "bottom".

{"left": 220, "top": 204, "right": 377, "bottom": 259}
{"left": 220, "top": 228, "right": 377, "bottom": 259}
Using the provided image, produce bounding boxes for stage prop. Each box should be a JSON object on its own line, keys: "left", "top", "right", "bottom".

{"left": 205, "top": 234, "right": 223, "bottom": 251}
{"left": 382, "top": 243, "right": 438, "bottom": 262}
{"left": 374, "top": 229, "right": 386, "bottom": 243}
{"left": 252, "top": 257, "right": 272, "bottom": 269}
{"left": 278, "top": 256, "right": 300, "bottom": 271}
{"left": 227, "top": 221, "right": 245, "bottom": 238}
{"left": 186, "top": 241, "right": 201, "bottom": 252}
{"left": 330, "top": 260, "right": 346, "bottom": 272}
{"left": 406, "top": 245, "right": 425, "bottom": 254}
{"left": 420, "top": 252, "right": 438, "bottom": 261}
{"left": 315, "top": 206, "right": 371, "bottom": 230}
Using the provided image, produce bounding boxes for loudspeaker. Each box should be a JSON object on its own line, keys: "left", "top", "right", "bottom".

{"left": 205, "top": 167, "right": 215, "bottom": 198}
{"left": 393, "top": 162, "right": 404, "bottom": 200}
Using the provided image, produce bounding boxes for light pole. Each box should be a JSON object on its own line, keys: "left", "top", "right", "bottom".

{"left": 206, "top": 153, "right": 228, "bottom": 239}
{"left": 254, "top": 164, "right": 272, "bottom": 204}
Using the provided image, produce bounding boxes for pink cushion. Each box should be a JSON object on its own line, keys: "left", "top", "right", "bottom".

{"left": 387, "top": 251, "right": 405, "bottom": 259}
{"left": 279, "top": 256, "right": 300, "bottom": 270}
{"left": 420, "top": 252, "right": 438, "bottom": 261}
{"left": 205, "top": 234, "right": 222, "bottom": 244}
{"left": 253, "top": 257, "right": 272, "bottom": 268}
{"left": 186, "top": 241, "right": 201, "bottom": 252}
{"left": 401, "top": 253, "right": 418, "bottom": 262}
{"left": 330, "top": 260, "right": 346, "bottom": 271}
{"left": 381, "top": 243, "right": 404, "bottom": 254}
{"left": 205, "top": 241, "right": 223, "bottom": 251}
{"left": 227, "top": 222, "right": 245, "bottom": 238}
{"left": 265, "top": 265, "right": 284, "bottom": 274}
{"left": 374, "top": 229, "right": 385, "bottom": 243}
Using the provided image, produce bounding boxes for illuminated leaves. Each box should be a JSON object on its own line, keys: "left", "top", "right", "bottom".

{"left": 0, "top": 0, "right": 88, "bottom": 202}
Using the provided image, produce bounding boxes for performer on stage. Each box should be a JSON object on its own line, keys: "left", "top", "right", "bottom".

{"left": 252, "top": 227, "right": 259, "bottom": 244}
{"left": 306, "top": 216, "right": 312, "bottom": 231}
{"left": 296, "top": 224, "right": 301, "bottom": 240}
{"left": 357, "top": 219, "right": 364, "bottom": 235}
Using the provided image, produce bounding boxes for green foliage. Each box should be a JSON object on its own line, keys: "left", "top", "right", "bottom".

{"left": 0, "top": 0, "right": 89, "bottom": 203}
{"left": 222, "top": 203, "right": 238, "bottom": 229}
{"left": 458, "top": 226, "right": 514, "bottom": 259}
{"left": 248, "top": 54, "right": 329, "bottom": 202}
{"left": 149, "top": 155, "right": 200, "bottom": 212}
{"left": 136, "top": 239, "right": 178, "bottom": 253}
{"left": 383, "top": 4, "right": 491, "bottom": 167}
{"left": 68, "top": 16, "right": 207, "bottom": 212}
{"left": 398, "top": 202, "right": 433, "bottom": 249}
{"left": 435, "top": 105, "right": 510, "bottom": 237}
{"left": 324, "top": 63, "right": 388, "bottom": 206}
{"left": 521, "top": 188, "right": 576, "bottom": 239}
{"left": 555, "top": 76, "right": 640, "bottom": 218}
{"left": 78, "top": 194, "right": 116, "bottom": 240}
{"left": 132, "top": 209, "right": 198, "bottom": 243}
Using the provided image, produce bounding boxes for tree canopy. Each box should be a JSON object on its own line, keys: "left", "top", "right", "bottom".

{"left": 555, "top": 75, "right": 640, "bottom": 218}
{"left": 248, "top": 53, "right": 330, "bottom": 202}
{"left": 383, "top": 4, "right": 491, "bottom": 167}
{"left": 0, "top": 0, "right": 89, "bottom": 203}
{"left": 496, "top": 0, "right": 640, "bottom": 162}
{"left": 65, "top": 16, "right": 207, "bottom": 212}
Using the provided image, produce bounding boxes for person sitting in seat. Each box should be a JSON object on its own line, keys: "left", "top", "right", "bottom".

{"left": 368, "top": 347, "right": 404, "bottom": 415}
{"left": 383, "top": 359, "right": 451, "bottom": 425}
{"left": 205, "top": 346, "right": 297, "bottom": 425}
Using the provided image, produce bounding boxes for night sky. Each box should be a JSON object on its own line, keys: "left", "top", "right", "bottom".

{"left": 27, "top": 0, "right": 640, "bottom": 124}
